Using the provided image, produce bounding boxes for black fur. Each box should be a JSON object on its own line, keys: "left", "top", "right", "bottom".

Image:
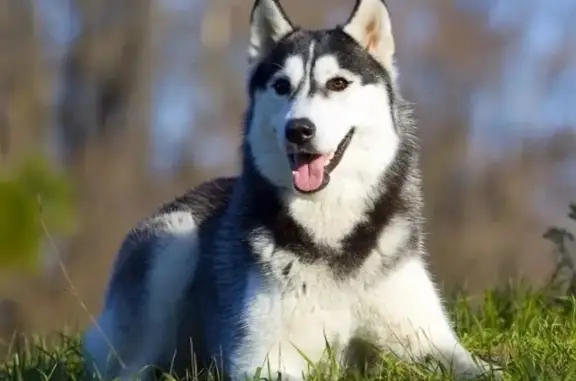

{"left": 240, "top": 5, "right": 419, "bottom": 277}
{"left": 249, "top": 29, "right": 393, "bottom": 98}
{"left": 240, "top": 133, "right": 418, "bottom": 279}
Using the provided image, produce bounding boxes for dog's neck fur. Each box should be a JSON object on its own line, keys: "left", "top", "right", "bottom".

{"left": 237, "top": 130, "right": 420, "bottom": 277}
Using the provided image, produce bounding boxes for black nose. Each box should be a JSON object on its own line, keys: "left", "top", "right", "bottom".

{"left": 285, "top": 118, "right": 316, "bottom": 146}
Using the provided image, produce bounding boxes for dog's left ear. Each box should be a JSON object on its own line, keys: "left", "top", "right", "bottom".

{"left": 343, "top": 0, "right": 395, "bottom": 74}
{"left": 249, "top": 0, "right": 294, "bottom": 64}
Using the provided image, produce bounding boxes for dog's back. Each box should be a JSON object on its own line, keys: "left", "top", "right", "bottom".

{"left": 83, "top": 177, "right": 236, "bottom": 380}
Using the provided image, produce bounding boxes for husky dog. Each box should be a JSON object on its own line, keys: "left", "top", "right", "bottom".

{"left": 83, "top": 0, "right": 500, "bottom": 380}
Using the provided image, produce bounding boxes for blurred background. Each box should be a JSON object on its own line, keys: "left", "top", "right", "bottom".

{"left": 0, "top": 0, "right": 574, "bottom": 353}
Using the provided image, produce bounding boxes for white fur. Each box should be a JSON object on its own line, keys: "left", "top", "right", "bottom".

{"left": 230, "top": 265, "right": 355, "bottom": 381}
{"left": 229, "top": 232, "right": 356, "bottom": 381}
{"left": 84, "top": 211, "right": 199, "bottom": 381}
{"left": 357, "top": 257, "right": 494, "bottom": 378}
{"left": 229, "top": 219, "right": 497, "bottom": 381}
{"left": 248, "top": 49, "right": 399, "bottom": 245}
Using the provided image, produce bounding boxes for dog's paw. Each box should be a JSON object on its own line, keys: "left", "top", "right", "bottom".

{"left": 459, "top": 360, "right": 503, "bottom": 380}
{"left": 231, "top": 369, "right": 304, "bottom": 381}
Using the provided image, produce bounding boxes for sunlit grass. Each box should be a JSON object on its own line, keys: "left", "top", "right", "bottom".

{"left": 1, "top": 286, "right": 574, "bottom": 381}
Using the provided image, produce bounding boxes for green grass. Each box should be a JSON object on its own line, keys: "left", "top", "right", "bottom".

{"left": 1, "top": 286, "right": 575, "bottom": 381}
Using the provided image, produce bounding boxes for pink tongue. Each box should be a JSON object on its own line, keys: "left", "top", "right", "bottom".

{"left": 292, "top": 154, "right": 329, "bottom": 192}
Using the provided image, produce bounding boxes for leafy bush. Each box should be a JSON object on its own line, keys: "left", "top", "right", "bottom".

{"left": 543, "top": 203, "right": 576, "bottom": 295}
{"left": 0, "top": 155, "right": 76, "bottom": 271}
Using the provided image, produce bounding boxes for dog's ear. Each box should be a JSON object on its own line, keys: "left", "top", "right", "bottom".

{"left": 249, "top": 0, "right": 294, "bottom": 64}
{"left": 343, "top": 0, "right": 395, "bottom": 73}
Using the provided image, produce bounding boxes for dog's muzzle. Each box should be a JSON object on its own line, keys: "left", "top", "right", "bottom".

{"left": 285, "top": 120, "right": 355, "bottom": 194}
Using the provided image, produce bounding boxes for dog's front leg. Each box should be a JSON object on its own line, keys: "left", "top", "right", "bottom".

{"left": 225, "top": 271, "right": 309, "bottom": 381}
{"left": 228, "top": 339, "right": 309, "bottom": 381}
{"left": 359, "top": 257, "right": 500, "bottom": 379}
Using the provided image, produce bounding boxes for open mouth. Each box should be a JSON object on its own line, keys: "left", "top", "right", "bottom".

{"left": 287, "top": 128, "right": 355, "bottom": 194}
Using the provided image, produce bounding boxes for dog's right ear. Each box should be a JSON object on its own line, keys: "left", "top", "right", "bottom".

{"left": 343, "top": 0, "right": 395, "bottom": 75}
{"left": 248, "top": 0, "right": 294, "bottom": 64}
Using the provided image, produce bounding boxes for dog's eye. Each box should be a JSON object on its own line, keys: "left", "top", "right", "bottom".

{"left": 325, "top": 77, "right": 350, "bottom": 92}
{"left": 272, "top": 78, "right": 292, "bottom": 96}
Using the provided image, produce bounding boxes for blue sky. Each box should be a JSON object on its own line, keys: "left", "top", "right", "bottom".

{"left": 467, "top": 0, "right": 576, "bottom": 146}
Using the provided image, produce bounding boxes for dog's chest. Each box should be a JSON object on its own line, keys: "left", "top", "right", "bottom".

{"left": 241, "top": 255, "right": 361, "bottom": 357}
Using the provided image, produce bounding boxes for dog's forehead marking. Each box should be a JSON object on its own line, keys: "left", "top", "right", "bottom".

{"left": 272, "top": 42, "right": 316, "bottom": 100}
{"left": 249, "top": 29, "right": 392, "bottom": 97}
{"left": 298, "top": 42, "right": 316, "bottom": 97}
{"left": 312, "top": 55, "right": 344, "bottom": 84}
{"left": 284, "top": 55, "right": 305, "bottom": 86}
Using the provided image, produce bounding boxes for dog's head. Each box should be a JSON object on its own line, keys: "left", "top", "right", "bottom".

{"left": 245, "top": 0, "right": 403, "bottom": 197}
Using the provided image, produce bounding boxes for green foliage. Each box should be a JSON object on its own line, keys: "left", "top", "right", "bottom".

{"left": 0, "top": 155, "right": 76, "bottom": 271}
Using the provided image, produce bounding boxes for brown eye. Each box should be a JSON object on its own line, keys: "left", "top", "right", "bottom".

{"left": 325, "top": 77, "right": 350, "bottom": 92}
{"left": 272, "top": 77, "right": 292, "bottom": 96}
